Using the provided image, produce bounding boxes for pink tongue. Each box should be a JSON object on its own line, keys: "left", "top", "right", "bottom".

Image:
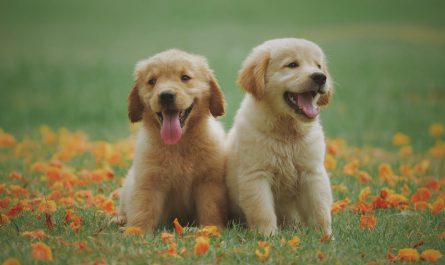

{"left": 160, "top": 111, "right": 182, "bottom": 145}
{"left": 297, "top": 92, "right": 320, "bottom": 119}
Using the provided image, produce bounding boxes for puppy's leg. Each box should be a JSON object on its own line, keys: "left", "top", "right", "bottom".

{"left": 296, "top": 169, "right": 333, "bottom": 235}
{"left": 239, "top": 176, "right": 277, "bottom": 236}
{"left": 195, "top": 178, "right": 228, "bottom": 228}
{"left": 126, "top": 180, "right": 166, "bottom": 233}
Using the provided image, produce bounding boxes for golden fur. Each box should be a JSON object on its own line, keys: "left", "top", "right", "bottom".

{"left": 118, "top": 49, "right": 228, "bottom": 232}
{"left": 226, "top": 38, "right": 334, "bottom": 236}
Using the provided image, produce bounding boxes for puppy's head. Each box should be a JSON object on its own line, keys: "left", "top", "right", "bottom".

{"left": 238, "top": 38, "right": 333, "bottom": 122}
{"left": 128, "top": 49, "right": 225, "bottom": 145}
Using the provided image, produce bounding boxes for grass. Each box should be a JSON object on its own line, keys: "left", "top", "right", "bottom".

{"left": 0, "top": 0, "right": 445, "bottom": 264}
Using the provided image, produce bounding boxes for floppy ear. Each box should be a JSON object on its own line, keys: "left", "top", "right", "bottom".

{"left": 208, "top": 75, "right": 225, "bottom": 117}
{"left": 317, "top": 73, "right": 334, "bottom": 106}
{"left": 237, "top": 50, "right": 270, "bottom": 100}
{"left": 128, "top": 84, "right": 144, "bottom": 122}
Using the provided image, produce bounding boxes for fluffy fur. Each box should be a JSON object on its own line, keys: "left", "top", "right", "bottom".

{"left": 226, "top": 38, "right": 334, "bottom": 236}
{"left": 118, "top": 49, "right": 228, "bottom": 232}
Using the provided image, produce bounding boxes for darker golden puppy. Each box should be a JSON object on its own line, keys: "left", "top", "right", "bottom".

{"left": 117, "top": 49, "right": 228, "bottom": 232}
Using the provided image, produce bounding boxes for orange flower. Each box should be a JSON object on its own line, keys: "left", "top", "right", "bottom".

{"left": 317, "top": 250, "right": 326, "bottom": 261}
{"left": 332, "top": 184, "right": 348, "bottom": 192}
{"left": 414, "top": 201, "right": 429, "bottom": 211}
{"left": 387, "top": 194, "right": 409, "bottom": 208}
{"left": 255, "top": 243, "right": 270, "bottom": 262}
{"left": 324, "top": 154, "right": 336, "bottom": 171}
{"left": 37, "top": 200, "right": 57, "bottom": 214}
{"left": 359, "top": 215, "right": 376, "bottom": 230}
{"left": 320, "top": 234, "right": 332, "bottom": 243}
{"left": 257, "top": 241, "right": 270, "bottom": 248}
{"left": 173, "top": 218, "right": 184, "bottom": 236}
{"left": 425, "top": 179, "right": 441, "bottom": 191}
{"left": 421, "top": 249, "right": 442, "bottom": 262}
{"left": 194, "top": 236, "right": 210, "bottom": 256}
{"left": 287, "top": 236, "right": 301, "bottom": 247}
{"left": 397, "top": 248, "right": 419, "bottom": 262}
{"left": 343, "top": 160, "right": 359, "bottom": 176}
{"left": 358, "top": 171, "right": 373, "bottom": 183}
{"left": 399, "top": 146, "right": 413, "bottom": 157}
{"left": 0, "top": 197, "right": 10, "bottom": 209}
{"left": 431, "top": 198, "right": 444, "bottom": 214}
{"left": 2, "top": 258, "right": 20, "bottom": 265}
{"left": 359, "top": 187, "right": 371, "bottom": 202}
{"left": 399, "top": 164, "right": 413, "bottom": 177}
{"left": 429, "top": 123, "right": 444, "bottom": 138}
{"left": 401, "top": 184, "right": 411, "bottom": 195}
{"left": 39, "top": 125, "right": 57, "bottom": 146}
{"left": 6, "top": 202, "right": 23, "bottom": 218}
{"left": 9, "top": 185, "right": 28, "bottom": 197}
{"left": 392, "top": 132, "right": 410, "bottom": 146}
{"left": 379, "top": 164, "right": 397, "bottom": 186}
{"left": 415, "top": 160, "right": 430, "bottom": 174}
{"left": 31, "top": 242, "right": 53, "bottom": 261}
{"left": 0, "top": 214, "right": 10, "bottom": 224}
{"left": 22, "top": 230, "right": 46, "bottom": 240}
{"left": 0, "top": 129, "right": 16, "bottom": 148}
{"left": 411, "top": 187, "right": 431, "bottom": 203}
{"left": 331, "top": 198, "right": 350, "bottom": 214}
{"left": 161, "top": 232, "right": 175, "bottom": 243}
{"left": 158, "top": 242, "right": 178, "bottom": 257}
{"left": 197, "top": 226, "right": 221, "bottom": 237}
{"left": 123, "top": 226, "right": 143, "bottom": 236}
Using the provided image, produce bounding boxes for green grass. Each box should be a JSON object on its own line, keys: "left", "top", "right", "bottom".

{"left": 1, "top": 0, "right": 445, "bottom": 264}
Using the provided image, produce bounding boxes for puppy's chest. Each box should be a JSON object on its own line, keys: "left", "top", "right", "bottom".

{"left": 265, "top": 140, "right": 312, "bottom": 191}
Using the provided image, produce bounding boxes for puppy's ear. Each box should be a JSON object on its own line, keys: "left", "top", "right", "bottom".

{"left": 208, "top": 74, "right": 225, "bottom": 117}
{"left": 128, "top": 84, "right": 144, "bottom": 122}
{"left": 317, "top": 73, "right": 334, "bottom": 106}
{"left": 237, "top": 50, "right": 270, "bottom": 100}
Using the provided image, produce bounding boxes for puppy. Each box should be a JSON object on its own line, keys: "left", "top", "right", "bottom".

{"left": 226, "top": 38, "right": 334, "bottom": 236}
{"left": 118, "top": 49, "right": 228, "bottom": 232}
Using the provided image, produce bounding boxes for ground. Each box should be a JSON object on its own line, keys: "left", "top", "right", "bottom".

{"left": 0, "top": 0, "right": 444, "bottom": 264}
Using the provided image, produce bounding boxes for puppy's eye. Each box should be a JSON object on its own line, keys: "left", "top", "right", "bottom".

{"left": 316, "top": 63, "right": 321, "bottom": 69}
{"left": 181, "top": 75, "right": 191, "bottom": 81}
{"left": 287, "top": 62, "right": 299, "bottom": 68}
{"left": 148, "top": 79, "right": 156, "bottom": 85}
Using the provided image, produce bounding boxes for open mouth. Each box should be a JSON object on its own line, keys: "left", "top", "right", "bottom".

{"left": 156, "top": 104, "right": 193, "bottom": 128}
{"left": 284, "top": 91, "right": 320, "bottom": 119}
{"left": 156, "top": 104, "right": 193, "bottom": 145}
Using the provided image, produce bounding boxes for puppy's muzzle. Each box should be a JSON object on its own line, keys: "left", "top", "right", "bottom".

{"left": 159, "top": 91, "right": 176, "bottom": 107}
{"left": 310, "top": 72, "right": 327, "bottom": 94}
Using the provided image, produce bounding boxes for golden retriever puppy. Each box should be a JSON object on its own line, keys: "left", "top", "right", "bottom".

{"left": 226, "top": 38, "right": 334, "bottom": 236}
{"left": 117, "top": 49, "right": 228, "bottom": 232}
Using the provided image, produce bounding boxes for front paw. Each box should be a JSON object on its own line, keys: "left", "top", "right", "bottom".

{"left": 256, "top": 222, "right": 277, "bottom": 236}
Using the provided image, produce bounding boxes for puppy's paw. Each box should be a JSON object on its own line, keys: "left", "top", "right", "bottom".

{"left": 257, "top": 223, "right": 277, "bottom": 236}
{"left": 109, "top": 215, "right": 127, "bottom": 226}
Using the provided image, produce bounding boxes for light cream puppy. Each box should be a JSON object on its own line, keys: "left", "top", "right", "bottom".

{"left": 117, "top": 49, "right": 228, "bottom": 232}
{"left": 226, "top": 38, "right": 333, "bottom": 236}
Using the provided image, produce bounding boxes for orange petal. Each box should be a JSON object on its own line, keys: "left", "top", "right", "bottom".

{"left": 421, "top": 249, "right": 443, "bottom": 262}
{"left": 31, "top": 242, "right": 53, "bottom": 262}
{"left": 255, "top": 246, "right": 270, "bottom": 262}
{"left": 411, "top": 187, "right": 431, "bottom": 203}
{"left": 194, "top": 236, "right": 210, "bottom": 256}
{"left": 123, "top": 226, "right": 143, "bottom": 236}
{"left": 397, "top": 248, "right": 420, "bottom": 262}
{"left": 173, "top": 218, "right": 184, "bottom": 236}
{"left": 287, "top": 236, "right": 301, "bottom": 247}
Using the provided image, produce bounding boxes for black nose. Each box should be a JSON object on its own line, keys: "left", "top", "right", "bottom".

{"left": 310, "top": 72, "right": 327, "bottom": 85}
{"left": 159, "top": 91, "right": 176, "bottom": 105}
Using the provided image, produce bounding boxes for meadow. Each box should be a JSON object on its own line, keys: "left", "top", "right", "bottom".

{"left": 0, "top": 0, "right": 444, "bottom": 264}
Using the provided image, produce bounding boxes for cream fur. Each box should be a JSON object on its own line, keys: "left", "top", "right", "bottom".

{"left": 226, "top": 38, "right": 333, "bottom": 236}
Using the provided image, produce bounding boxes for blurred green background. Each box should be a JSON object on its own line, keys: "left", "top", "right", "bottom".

{"left": 1, "top": 0, "right": 444, "bottom": 149}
